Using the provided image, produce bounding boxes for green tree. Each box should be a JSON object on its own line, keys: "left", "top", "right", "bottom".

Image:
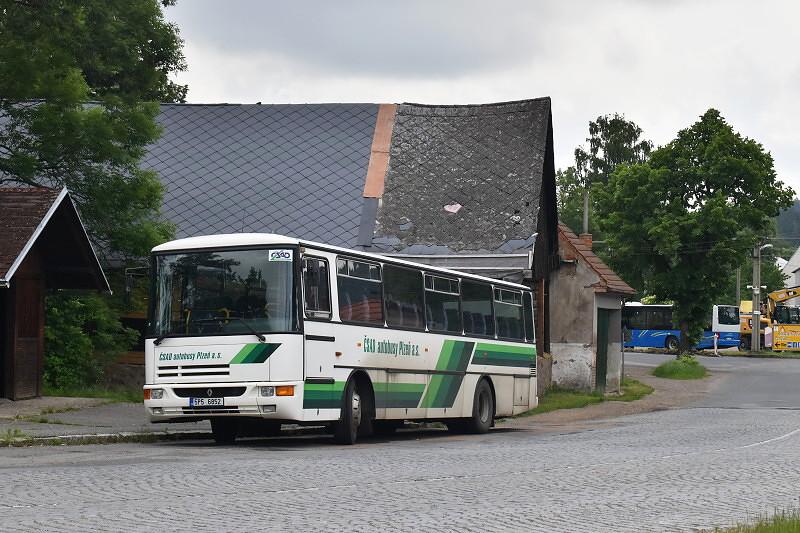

{"left": 0, "top": 0, "right": 184, "bottom": 258}
{"left": 595, "top": 109, "right": 794, "bottom": 350}
{"left": 559, "top": 114, "right": 653, "bottom": 235}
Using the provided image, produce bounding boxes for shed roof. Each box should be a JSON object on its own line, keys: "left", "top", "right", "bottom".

{"left": 557, "top": 222, "right": 636, "bottom": 295}
{"left": 0, "top": 187, "right": 108, "bottom": 290}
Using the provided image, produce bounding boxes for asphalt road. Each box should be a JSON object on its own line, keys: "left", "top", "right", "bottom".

{"left": 1, "top": 354, "right": 799, "bottom": 533}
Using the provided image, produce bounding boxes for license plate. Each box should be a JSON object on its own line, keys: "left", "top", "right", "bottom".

{"left": 189, "top": 397, "right": 224, "bottom": 407}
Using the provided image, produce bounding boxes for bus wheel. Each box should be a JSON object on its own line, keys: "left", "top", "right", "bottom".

{"left": 464, "top": 379, "right": 494, "bottom": 434}
{"left": 665, "top": 336, "right": 679, "bottom": 352}
{"left": 334, "top": 380, "right": 362, "bottom": 445}
{"left": 210, "top": 418, "right": 238, "bottom": 445}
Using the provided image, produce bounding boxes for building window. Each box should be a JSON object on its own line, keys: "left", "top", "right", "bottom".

{"left": 337, "top": 258, "right": 383, "bottom": 325}
{"left": 425, "top": 275, "right": 461, "bottom": 333}
{"left": 494, "top": 288, "right": 524, "bottom": 340}
{"left": 383, "top": 265, "right": 424, "bottom": 330}
{"left": 303, "top": 257, "right": 331, "bottom": 319}
{"left": 462, "top": 280, "right": 495, "bottom": 337}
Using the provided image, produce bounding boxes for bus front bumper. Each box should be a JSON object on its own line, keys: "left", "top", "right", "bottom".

{"left": 144, "top": 382, "right": 305, "bottom": 422}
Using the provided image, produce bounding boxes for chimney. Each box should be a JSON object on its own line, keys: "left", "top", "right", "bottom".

{"left": 579, "top": 233, "right": 592, "bottom": 248}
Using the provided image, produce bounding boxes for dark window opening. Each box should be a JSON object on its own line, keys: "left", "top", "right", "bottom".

{"left": 425, "top": 274, "right": 461, "bottom": 333}
{"left": 337, "top": 258, "right": 383, "bottom": 325}
{"left": 303, "top": 257, "right": 331, "bottom": 319}
{"left": 383, "top": 265, "right": 424, "bottom": 330}
{"left": 462, "top": 281, "right": 495, "bottom": 337}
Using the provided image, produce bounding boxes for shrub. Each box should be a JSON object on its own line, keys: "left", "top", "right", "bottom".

{"left": 44, "top": 293, "right": 138, "bottom": 389}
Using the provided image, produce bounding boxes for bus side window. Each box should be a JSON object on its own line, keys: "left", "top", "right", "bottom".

{"left": 523, "top": 291, "right": 534, "bottom": 343}
{"left": 337, "top": 257, "right": 384, "bottom": 325}
{"left": 303, "top": 257, "right": 331, "bottom": 319}
{"left": 424, "top": 274, "right": 461, "bottom": 333}
{"left": 494, "top": 288, "right": 524, "bottom": 341}
{"left": 383, "top": 265, "right": 425, "bottom": 330}
{"left": 462, "top": 281, "right": 495, "bottom": 338}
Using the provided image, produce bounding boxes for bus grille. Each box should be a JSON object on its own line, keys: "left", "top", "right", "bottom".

{"left": 158, "top": 364, "right": 230, "bottom": 378}
{"left": 173, "top": 387, "right": 246, "bottom": 398}
{"left": 529, "top": 365, "right": 537, "bottom": 377}
{"left": 182, "top": 405, "right": 240, "bottom": 415}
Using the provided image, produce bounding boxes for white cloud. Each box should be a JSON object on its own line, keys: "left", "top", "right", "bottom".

{"left": 167, "top": 0, "right": 800, "bottom": 193}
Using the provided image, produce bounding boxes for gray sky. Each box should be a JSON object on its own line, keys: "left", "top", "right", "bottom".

{"left": 166, "top": 0, "right": 800, "bottom": 194}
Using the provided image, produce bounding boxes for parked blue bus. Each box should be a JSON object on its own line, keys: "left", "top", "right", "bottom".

{"left": 623, "top": 303, "right": 740, "bottom": 351}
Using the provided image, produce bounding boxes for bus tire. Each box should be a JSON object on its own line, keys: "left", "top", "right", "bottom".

{"left": 210, "top": 418, "right": 238, "bottom": 444}
{"left": 665, "top": 335, "right": 679, "bottom": 352}
{"left": 464, "top": 379, "right": 494, "bottom": 434}
{"left": 334, "top": 379, "right": 362, "bottom": 445}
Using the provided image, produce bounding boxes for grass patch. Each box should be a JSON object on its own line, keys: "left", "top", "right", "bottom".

{"left": 515, "top": 377, "right": 654, "bottom": 417}
{"left": 609, "top": 378, "right": 654, "bottom": 402}
{"left": 0, "top": 428, "right": 28, "bottom": 446}
{"left": 653, "top": 355, "right": 708, "bottom": 380}
{"left": 43, "top": 385, "right": 142, "bottom": 403}
{"left": 714, "top": 509, "right": 800, "bottom": 532}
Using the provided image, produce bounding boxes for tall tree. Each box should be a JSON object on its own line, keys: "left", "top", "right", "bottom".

{"left": 0, "top": 0, "right": 185, "bottom": 258}
{"left": 560, "top": 114, "right": 653, "bottom": 235}
{"left": 595, "top": 109, "right": 795, "bottom": 349}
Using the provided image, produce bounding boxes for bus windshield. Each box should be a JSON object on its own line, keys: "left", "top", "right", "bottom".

{"left": 148, "top": 248, "right": 297, "bottom": 338}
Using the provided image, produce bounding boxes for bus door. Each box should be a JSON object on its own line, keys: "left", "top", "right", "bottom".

{"left": 301, "top": 254, "right": 337, "bottom": 381}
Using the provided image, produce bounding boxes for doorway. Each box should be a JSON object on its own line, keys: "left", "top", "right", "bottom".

{"left": 596, "top": 308, "right": 610, "bottom": 393}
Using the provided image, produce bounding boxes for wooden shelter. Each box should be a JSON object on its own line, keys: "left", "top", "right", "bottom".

{"left": 0, "top": 188, "right": 108, "bottom": 400}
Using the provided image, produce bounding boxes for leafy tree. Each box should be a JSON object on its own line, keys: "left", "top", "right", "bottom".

{"left": 44, "top": 292, "right": 138, "bottom": 389}
{"left": 0, "top": 0, "right": 184, "bottom": 258}
{"left": 559, "top": 114, "right": 653, "bottom": 235}
{"left": 595, "top": 109, "right": 794, "bottom": 350}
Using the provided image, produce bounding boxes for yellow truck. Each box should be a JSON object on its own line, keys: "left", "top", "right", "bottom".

{"left": 767, "top": 287, "right": 800, "bottom": 351}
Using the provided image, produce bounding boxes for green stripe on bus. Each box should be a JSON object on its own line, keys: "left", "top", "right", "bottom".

{"left": 303, "top": 381, "right": 346, "bottom": 409}
{"left": 421, "top": 341, "right": 474, "bottom": 408}
{"left": 472, "top": 343, "right": 536, "bottom": 367}
{"left": 375, "top": 383, "right": 426, "bottom": 408}
{"left": 230, "top": 343, "right": 281, "bottom": 364}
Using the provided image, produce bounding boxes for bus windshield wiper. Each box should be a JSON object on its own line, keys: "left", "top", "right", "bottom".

{"left": 223, "top": 316, "right": 267, "bottom": 343}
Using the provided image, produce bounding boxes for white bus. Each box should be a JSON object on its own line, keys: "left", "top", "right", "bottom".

{"left": 143, "top": 234, "right": 538, "bottom": 444}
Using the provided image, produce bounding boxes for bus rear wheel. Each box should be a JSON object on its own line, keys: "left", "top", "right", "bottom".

{"left": 463, "top": 379, "right": 494, "bottom": 434}
{"left": 665, "top": 335, "right": 679, "bottom": 352}
{"left": 334, "top": 379, "right": 362, "bottom": 445}
{"left": 210, "top": 418, "right": 238, "bottom": 445}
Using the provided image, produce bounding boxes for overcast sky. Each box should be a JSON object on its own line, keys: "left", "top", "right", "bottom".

{"left": 166, "top": 0, "right": 800, "bottom": 194}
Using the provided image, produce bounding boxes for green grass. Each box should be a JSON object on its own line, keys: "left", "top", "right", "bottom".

{"left": 653, "top": 355, "right": 708, "bottom": 380}
{"left": 0, "top": 428, "right": 28, "bottom": 446}
{"left": 715, "top": 509, "right": 800, "bottom": 532}
{"left": 516, "top": 378, "right": 654, "bottom": 417}
{"left": 43, "top": 385, "right": 142, "bottom": 403}
{"left": 610, "top": 378, "right": 654, "bottom": 402}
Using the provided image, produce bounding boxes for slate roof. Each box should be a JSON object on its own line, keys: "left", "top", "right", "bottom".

{"left": 143, "top": 99, "right": 555, "bottom": 262}
{"left": 557, "top": 222, "right": 636, "bottom": 295}
{"left": 143, "top": 104, "right": 378, "bottom": 246}
{"left": 371, "top": 99, "right": 551, "bottom": 254}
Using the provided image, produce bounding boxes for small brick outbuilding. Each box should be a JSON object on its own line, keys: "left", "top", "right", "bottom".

{"left": 549, "top": 223, "right": 636, "bottom": 393}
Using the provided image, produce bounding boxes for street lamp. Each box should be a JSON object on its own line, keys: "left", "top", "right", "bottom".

{"left": 751, "top": 243, "right": 773, "bottom": 352}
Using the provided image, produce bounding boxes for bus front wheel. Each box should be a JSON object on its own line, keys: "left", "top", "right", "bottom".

{"left": 665, "top": 336, "right": 679, "bottom": 352}
{"left": 334, "top": 379, "right": 362, "bottom": 445}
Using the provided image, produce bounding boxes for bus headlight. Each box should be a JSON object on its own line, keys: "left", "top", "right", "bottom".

{"left": 259, "top": 386, "right": 275, "bottom": 397}
{"left": 151, "top": 389, "right": 164, "bottom": 400}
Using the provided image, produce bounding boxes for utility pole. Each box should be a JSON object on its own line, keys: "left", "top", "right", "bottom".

{"left": 751, "top": 243, "right": 774, "bottom": 352}
{"left": 752, "top": 245, "right": 760, "bottom": 352}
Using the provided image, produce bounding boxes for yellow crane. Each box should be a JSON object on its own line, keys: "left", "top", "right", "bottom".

{"left": 766, "top": 286, "right": 800, "bottom": 351}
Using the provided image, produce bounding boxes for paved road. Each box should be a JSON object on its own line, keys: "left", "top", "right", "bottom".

{"left": 1, "top": 354, "right": 799, "bottom": 532}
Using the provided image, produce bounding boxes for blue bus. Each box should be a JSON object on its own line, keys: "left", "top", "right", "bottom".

{"left": 623, "top": 303, "right": 740, "bottom": 351}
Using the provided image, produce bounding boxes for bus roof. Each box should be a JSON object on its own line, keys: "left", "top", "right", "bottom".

{"left": 152, "top": 233, "right": 531, "bottom": 290}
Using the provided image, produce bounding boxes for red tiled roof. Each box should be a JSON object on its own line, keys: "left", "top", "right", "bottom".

{"left": 558, "top": 222, "right": 636, "bottom": 295}
{"left": 0, "top": 188, "right": 62, "bottom": 279}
